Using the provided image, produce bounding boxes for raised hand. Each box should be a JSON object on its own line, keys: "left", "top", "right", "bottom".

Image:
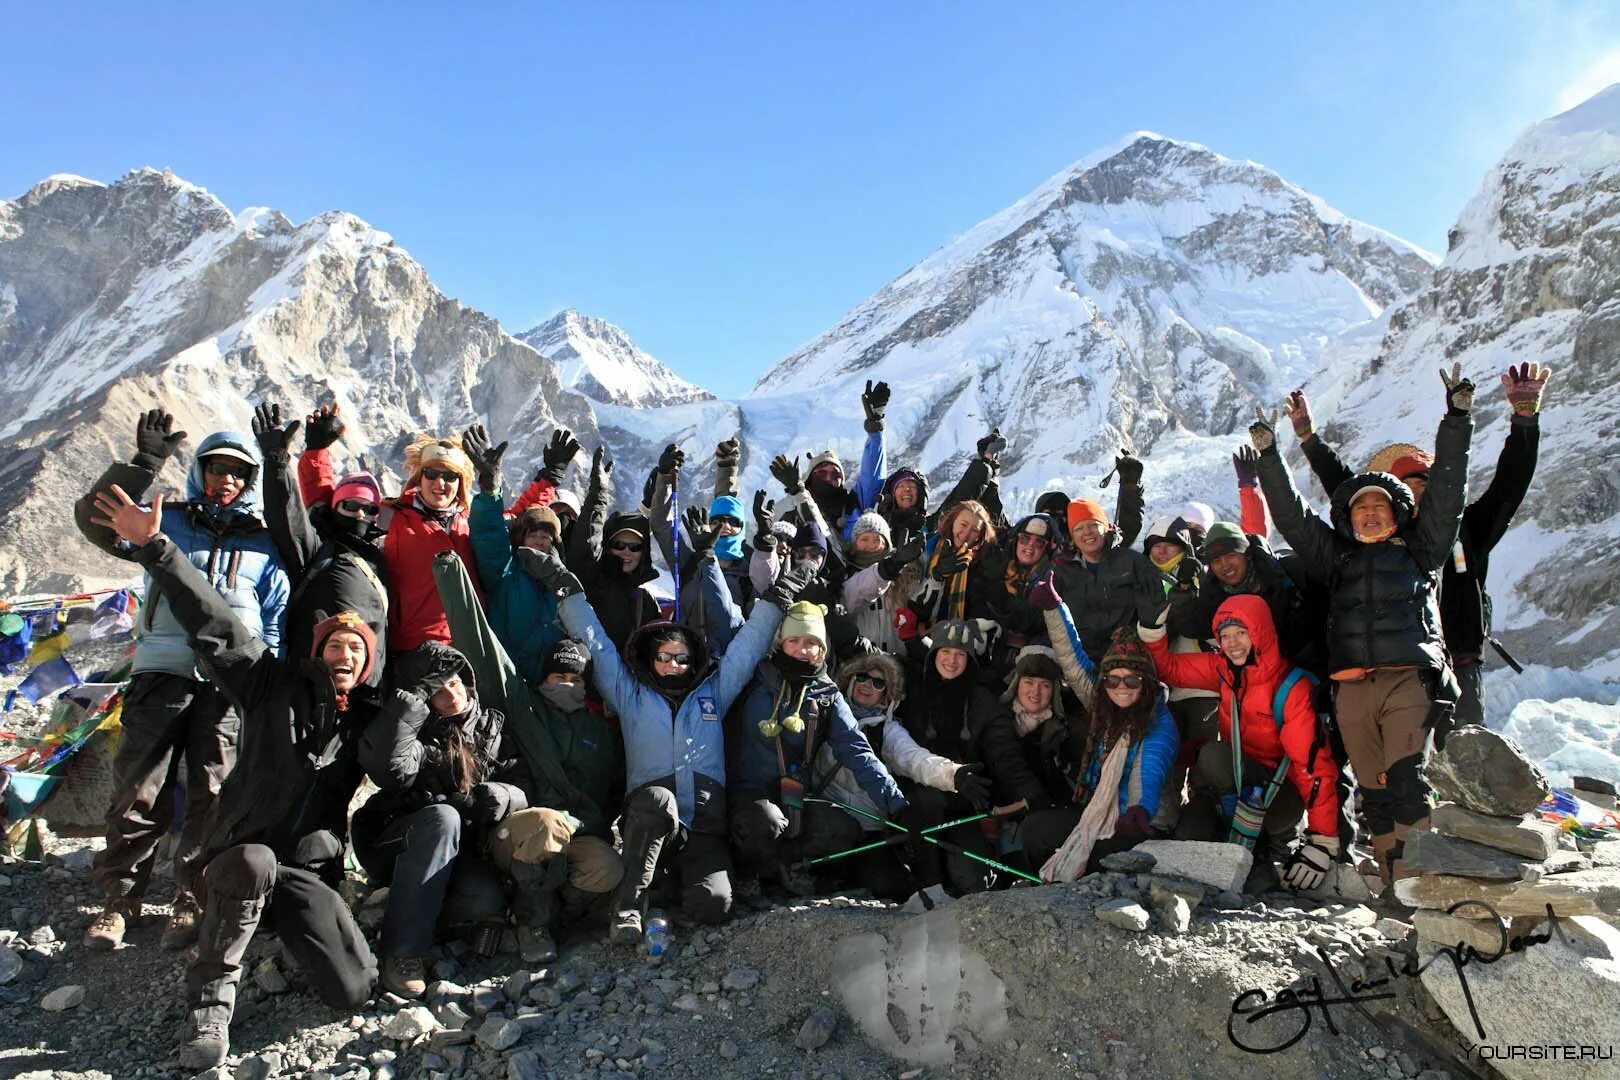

{"left": 976, "top": 428, "right": 1007, "bottom": 463}
{"left": 752, "top": 490, "right": 776, "bottom": 550}
{"left": 657, "top": 443, "right": 685, "bottom": 475}
{"left": 862, "top": 379, "right": 891, "bottom": 433}
{"left": 461, "top": 424, "right": 508, "bottom": 493}
{"left": 1248, "top": 405, "right": 1279, "bottom": 453}
{"left": 1440, "top": 362, "right": 1475, "bottom": 414}
{"left": 1502, "top": 362, "right": 1552, "bottom": 416}
{"left": 540, "top": 428, "right": 582, "bottom": 483}
{"left": 769, "top": 454, "right": 803, "bottom": 495}
{"left": 514, "top": 545, "right": 583, "bottom": 598}
{"left": 1232, "top": 446, "right": 1260, "bottom": 489}
{"left": 878, "top": 536, "right": 923, "bottom": 582}
{"left": 303, "top": 403, "right": 345, "bottom": 451}
{"left": 1283, "top": 389, "right": 1315, "bottom": 440}
{"left": 251, "top": 403, "right": 301, "bottom": 461}
{"left": 681, "top": 505, "right": 716, "bottom": 554}
{"left": 715, "top": 436, "right": 742, "bottom": 468}
{"left": 589, "top": 445, "right": 612, "bottom": 489}
{"left": 1113, "top": 450, "right": 1143, "bottom": 487}
{"left": 90, "top": 485, "right": 164, "bottom": 547}
{"left": 1026, "top": 570, "right": 1061, "bottom": 612}
{"left": 132, "top": 408, "right": 187, "bottom": 471}
{"left": 930, "top": 538, "right": 966, "bottom": 582}
{"left": 763, "top": 563, "right": 814, "bottom": 609}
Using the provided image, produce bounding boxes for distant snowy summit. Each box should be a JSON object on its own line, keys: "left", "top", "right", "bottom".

{"left": 519, "top": 309, "right": 713, "bottom": 408}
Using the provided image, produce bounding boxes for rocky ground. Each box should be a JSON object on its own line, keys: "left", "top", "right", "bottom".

{"left": 0, "top": 821, "right": 1490, "bottom": 1080}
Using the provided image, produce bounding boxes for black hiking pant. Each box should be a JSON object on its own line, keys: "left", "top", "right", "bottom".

{"left": 616, "top": 785, "right": 732, "bottom": 924}
{"left": 352, "top": 804, "right": 507, "bottom": 959}
{"left": 94, "top": 672, "right": 238, "bottom": 901}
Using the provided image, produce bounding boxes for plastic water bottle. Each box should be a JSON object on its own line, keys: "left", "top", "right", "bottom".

{"left": 644, "top": 909, "right": 670, "bottom": 962}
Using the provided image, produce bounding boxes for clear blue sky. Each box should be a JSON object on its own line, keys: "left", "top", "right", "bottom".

{"left": 6, "top": 2, "right": 1617, "bottom": 396}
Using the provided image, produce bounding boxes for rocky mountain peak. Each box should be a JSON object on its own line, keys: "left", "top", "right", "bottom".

{"left": 518, "top": 308, "right": 712, "bottom": 408}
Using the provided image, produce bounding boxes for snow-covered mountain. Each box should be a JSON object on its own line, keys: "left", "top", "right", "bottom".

{"left": 0, "top": 168, "right": 599, "bottom": 593}
{"left": 1305, "top": 85, "right": 1620, "bottom": 676}
{"left": 613, "top": 132, "right": 1436, "bottom": 528}
{"left": 517, "top": 309, "right": 712, "bottom": 408}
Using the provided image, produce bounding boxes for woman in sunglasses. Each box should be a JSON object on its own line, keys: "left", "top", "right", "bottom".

{"left": 1140, "top": 593, "right": 1343, "bottom": 895}
{"left": 252, "top": 403, "right": 389, "bottom": 672}
{"left": 1007, "top": 578, "right": 1179, "bottom": 882}
{"left": 565, "top": 445, "right": 663, "bottom": 651}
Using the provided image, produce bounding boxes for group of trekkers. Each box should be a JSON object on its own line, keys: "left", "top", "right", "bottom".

{"left": 68, "top": 360, "right": 1550, "bottom": 1068}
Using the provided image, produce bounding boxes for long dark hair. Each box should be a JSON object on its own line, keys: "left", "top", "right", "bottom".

{"left": 1078, "top": 676, "right": 1158, "bottom": 772}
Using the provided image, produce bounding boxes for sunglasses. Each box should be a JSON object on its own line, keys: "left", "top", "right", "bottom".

{"left": 610, "top": 540, "right": 645, "bottom": 554}
{"left": 653, "top": 651, "right": 691, "bottom": 666}
{"left": 204, "top": 460, "right": 251, "bottom": 479}
{"left": 1016, "top": 532, "right": 1049, "bottom": 545}
{"left": 336, "top": 499, "right": 380, "bottom": 518}
{"left": 421, "top": 467, "right": 460, "bottom": 483}
{"left": 1102, "top": 674, "right": 1145, "bottom": 690}
{"left": 852, "top": 672, "right": 887, "bottom": 691}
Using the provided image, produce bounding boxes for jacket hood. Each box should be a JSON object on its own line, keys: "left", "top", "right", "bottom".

{"left": 625, "top": 619, "right": 712, "bottom": 683}
{"left": 879, "top": 468, "right": 929, "bottom": 510}
{"left": 186, "top": 431, "right": 262, "bottom": 512}
{"left": 601, "top": 511, "right": 659, "bottom": 585}
{"left": 835, "top": 650, "right": 906, "bottom": 707}
{"left": 708, "top": 495, "right": 746, "bottom": 561}
{"left": 1210, "top": 593, "right": 1288, "bottom": 682}
{"left": 1328, "top": 472, "right": 1416, "bottom": 539}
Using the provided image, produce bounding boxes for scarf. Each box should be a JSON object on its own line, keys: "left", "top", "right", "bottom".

{"left": 847, "top": 546, "right": 884, "bottom": 570}
{"left": 1012, "top": 703, "right": 1052, "bottom": 736}
{"left": 928, "top": 542, "right": 979, "bottom": 621}
{"left": 1151, "top": 550, "right": 1186, "bottom": 575}
{"left": 538, "top": 681, "right": 587, "bottom": 712}
{"left": 1040, "top": 732, "right": 1131, "bottom": 883}
{"left": 412, "top": 493, "right": 459, "bottom": 530}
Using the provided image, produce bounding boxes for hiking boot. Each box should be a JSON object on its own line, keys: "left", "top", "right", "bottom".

{"left": 380, "top": 955, "right": 427, "bottom": 999}
{"left": 176, "top": 1008, "right": 230, "bottom": 1071}
{"left": 517, "top": 924, "right": 558, "bottom": 964}
{"left": 83, "top": 900, "right": 138, "bottom": 951}
{"left": 608, "top": 909, "right": 642, "bottom": 946}
{"left": 161, "top": 894, "right": 202, "bottom": 952}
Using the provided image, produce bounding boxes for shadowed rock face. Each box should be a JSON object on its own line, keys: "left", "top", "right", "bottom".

{"left": 0, "top": 169, "right": 599, "bottom": 593}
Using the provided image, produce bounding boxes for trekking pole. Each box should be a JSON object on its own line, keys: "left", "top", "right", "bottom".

{"left": 801, "top": 811, "right": 991, "bottom": 868}
{"left": 670, "top": 466, "right": 682, "bottom": 623}
{"left": 805, "top": 796, "right": 1042, "bottom": 884}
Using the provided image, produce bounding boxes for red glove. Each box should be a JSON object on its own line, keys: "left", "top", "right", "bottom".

{"left": 1113, "top": 806, "right": 1152, "bottom": 842}
{"left": 895, "top": 606, "right": 920, "bottom": 641}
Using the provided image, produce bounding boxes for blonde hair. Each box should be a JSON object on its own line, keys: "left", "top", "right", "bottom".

{"left": 402, "top": 435, "right": 475, "bottom": 510}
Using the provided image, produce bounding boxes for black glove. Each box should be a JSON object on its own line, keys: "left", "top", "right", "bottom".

{"left": 1248, "top": 406, "right": 1279, "bottom": 453}
{"left": 251, "top": 403, "right": 300, "bottom": 463}
{"left": 751, "top": 490, "right": 776, "bottom": 552}
{"left": 540, "top": 428, "right": 581, "bottom": 485}
{"left": 303, "top": 404, "right": 345, "bottom": 452}
{"left": 1429, "top": 701, "right": 1456, "bottom": 753}
{"left": 930, "top": 539, "right": 967, "bottom": 582}
{"left": 515, "top": 546, "right": 583, "bottom": 598}
{"left": 977, "top": 428, "right": 1007, "bottom": 462}
{"left": 762, "top": 564, "right": 813, "bottom": 610}
{"left": 715, "top": 437, "right": 741, "bottom": 469}
{"left": 133, "top": 408, "right": 188, "bottom": 472}
{"left": 462, "top": 424, "right": 508, "bottom": 494}
{"left": 878, "top": 537, "right": 922, "bottom": 582}
{"left": 1440, "top": 362, "right": 1475, "bottom": 415}
{"left": 1114, "top": 451, "right": 1144, "bottom": 487}
{"left": 769, "top": 454, "right": 803, "bottom": 496}
{"left": 681, "top": 506, "right": 715, "bottom": 553}
{"left": 953, "top": 764, "right": 992, "bottom": 807}
{"left": 657, "top": 443, "right": 685, "bottom": 476}
{"left": 469, "top": 783, "right": 513, "bottom": 825}
{"left": 861, "top": 379, "right": 891, "bottom": 434}
{"left": 589, "top": 444, "right": 612, "bottom": 490}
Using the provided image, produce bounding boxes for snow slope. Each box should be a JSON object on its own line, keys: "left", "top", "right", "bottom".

{"left": 517, "top": 309, "right": 712, "bottom": 408}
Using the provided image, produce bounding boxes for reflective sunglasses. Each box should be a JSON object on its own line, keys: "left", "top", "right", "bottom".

{"left": 1102, "top": 674, "right": 1145, "bottom": 690}
{"left": 610, "top": 540, "right": 645, "bottom": 554}
{"left": 421, "top": 467, "right": 460, "bottom": 483}
{"left": 204, "top": 460, "right": 252, "bottom": 479}
{"left": 852, "top": 672, "right": 887, "bottom": 691}
{"left": 336, "top": 499, "right": 380, "bottom": 518}
{"left": 653, "top": 651, "right": 692, "bottom": 666}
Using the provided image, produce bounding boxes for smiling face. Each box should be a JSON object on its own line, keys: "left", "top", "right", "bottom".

{"left": 949, "top": 512, "right": 982, "bottom": 549}
{"left": 320, "top": 630, "right": 369, "bottom": 693}
{"left": 780, "top": 635, "right": 825, "bottom": 665}
{"left": 1102, "top": 667, "right": 1144, "bottom": 709}
{"left": 1071, "top": 520, "right": 1107, "bottom": 559}
{"left": 608, "top": 529, "right": 644, "bottom": 572}
{"left": 1149, "top": 539, "right": 1184, "bottom": 567}
{"left": 893, "top": 478, "right": 919, "bottom": 509}
{"left": 201, "top": 457, "right": 249, "bottom": 506}
{"left": 1211, "top": 551, "right": 1249, "bottom": 587}
{"left": 849, "top": 673, "right": 885, "bottom": 709}
{"left": 933, "top": 647, "right": 969, "bottom": 681}
{"left": 1351, "top": 490, "right": 1396, "bottom": 537}
{"left": 430, "top": 673, "right": 470, "bottom": 717}
{"left": 419, "top": 466, "right": 461, "bottom": 511}
{"left": 1218, "top": 624, "right": 1253, "bottom": 666}
{"left": 651, "top": 637, "right": 692, "bottom": 678}
{"left": 1014, "top": 529, "right": 1049, "bottom": 568}
{"left": 1016, "top": 674, "right": 1053, "bottom": 714}
{"left": 522, "top": 524, "right": 557, "bottom": 553}
{"left": 852, "top": 531, "right": 887, "bottom": 555}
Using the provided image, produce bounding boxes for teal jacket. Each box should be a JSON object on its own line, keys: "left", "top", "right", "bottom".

{"left": 470, "top": 490, "right": 564, "bottom": 686}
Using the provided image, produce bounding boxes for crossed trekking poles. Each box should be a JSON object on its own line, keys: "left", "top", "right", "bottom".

{"left": 795, "top": 795, "right": 1041, "bottom": 885}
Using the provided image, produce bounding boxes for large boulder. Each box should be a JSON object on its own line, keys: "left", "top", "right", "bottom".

{"left": 1421, "top": 915, "right": 1620, "bottom": 1080}
{"left": 1131, "top": 840, "right": 1253, "bottom": 893}
{"left": 1404, "top": 830, "right": 1536, "bottom": 881}
{"left": 1426, "top": 729, "right": 1551, "bottom": 818}
{"left": 1394, "top": 868, "right": 1620, "bottom": 918}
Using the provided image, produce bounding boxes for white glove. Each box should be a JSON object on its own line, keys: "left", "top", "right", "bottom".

{"left": 1281, "top": 835, "right": 1339, "bottom": 892}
